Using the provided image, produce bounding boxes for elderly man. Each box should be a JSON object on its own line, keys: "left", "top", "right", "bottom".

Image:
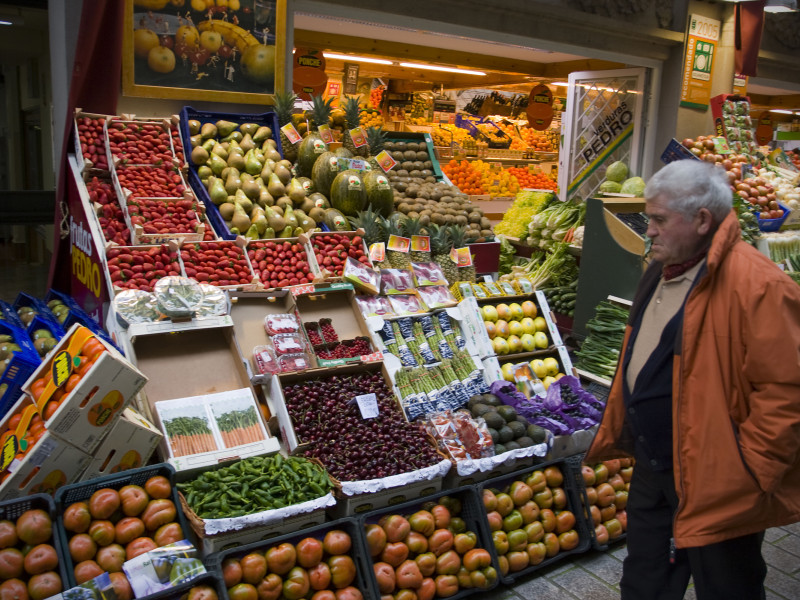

{"left": 585, "top": 159, "right": 800, "bottom": 599}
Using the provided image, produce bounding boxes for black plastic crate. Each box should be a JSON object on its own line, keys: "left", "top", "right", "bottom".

{"left": 54, "top": 462, "right": 191, "bottom": 587}
{"left": 566, "top": 455, "right": 628, "bottom": 551}
{"left": 0, "top": 493, "right": 70, "bottom": 591}
{"left": 179, "top": 107, "right": 282, "bottom": 241}
{"left": 205, "top": 517, "right": 372, "bottom": 600}
{"left": 477, "top": 457, "right": 591, "bottom": 584}
{"left": 358, "top": 485, "right": 500, "bottom": 600}
{"left": 131, "top": 570, "right": 226, "bottom": 600}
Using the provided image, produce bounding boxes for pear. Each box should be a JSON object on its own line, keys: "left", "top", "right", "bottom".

{"left": 260, "top": 162, "right": 273, "bottom": 181}
{"left": 240, "top": 123, "right": 259, "bottom": 136}
{"left": 227, "top": 151, "right": 246, "bottom": 171}
{"left": 262, "top": 139, "right": 277, "bottom": 153}
{"left": 209, "top": 177, "right": 228, "bottom": 206}
{"left": 251, "top": 206, "right": 267, "bottom": 234}
{"left": 190, "top": 134, "right": 202, "bottom": 148}
{"left": 264, "top": 227, "right": 276, "bottom": 239}
{"left": 221, "top": 131, "right": 243, "bottom": 143}
{"left": 190, "top": 146, "right": 209, "bottom": 166}
{"left": 202, "top": 138, "right": 216, "bottom": 153}
{"left": 267, "top": 172, "right": 285, "bottom": 198}
{"left": 197, "top": 165, "right": 212, "bottom": 181}
{"left": 225, "top": 170, "right": 242, "bottom": 195}
{"left": 228, "top": 140, "right": 244, "bottom": 156}
{"left": 234, "top": 189, "right": 253, "bottom": 214}
{"left": 296, "top": 211, "right": 316, "bottom": 232}
{"left": 215, "top": 120, "right": 239, "bottom": 137}
{"left": 265, "top": 206, "right": 285, "bottom": 232}
{"left": 293, "top": 226, "right": 305, "bottom": 237}
{"left": 188, "top": 119, "right": 201, "bottom": 135}
{"left": 211, "top": 144, "right": 228, "bottom": 160}
{"left": 253, "top": 126, "right": 272, "bottom": 144}
{"left": 242, "top": 176, "right": 261, "bottom": 200}
{"left": 276, "top": 196, "right": 292, "bottom": 211}
{"left": 286, "top": 178, "right": 306, "bottom": 204}
{"left": 219, "top": 202, "right": 236, "bottom": 221}
{"left": 271, "top": 204, "right": 284, "bottom": 216}
{"left": 279, "top": 225, "right": 295, "bottom": 238}
{"left": 279, "top": 159, "right": 294, "bottom": 172}
{"left": 284, "top": 205, "right": 299, "bottom": 230}
{"left": 231, "top": 202, "right": 251, "bottom": 233}
{"left": 273, "top": 163, "right": 292, "bottom": 186}
{"left": 245, "top": 223, "right": 260, "bottom": 240}
{"left": 264, "top": 146, "right": 282, "bottom": 163}
{"left": 240, "top": 133, "right": 256, "bottom": 153}
{"left": 200, "top": 122, "right": 218, "bottom": 139}
{"left": 208, "top": 153, "right": 227, "bottom": 176}
{"left": 244, "top": 150, "right": 263, "bottom": 176}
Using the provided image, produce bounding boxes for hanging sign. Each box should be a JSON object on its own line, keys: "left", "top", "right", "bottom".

{"left": 755, "top": 111, "right": 773, "bottom": 146}
{"left": 680, "top": 14, "right": 721, "bottom": 110}
{"left": 343, "top": 63, "right": 360, "bottom": 95}
{"left": 526, "top": 84, "right": 555, "bottom": 131}
{"left": 732, "top": 73, "right": 748, "bottom": 96}
{"left": 293, "top": 48, "right": 328, "bottom": 101}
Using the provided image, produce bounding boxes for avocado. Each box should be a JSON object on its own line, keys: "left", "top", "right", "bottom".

{"left": 482, "top": 394, "right": 502, "bottom": 407}
{"left": 483, "top": 411, "right": 506, "bottom": 431}
{"left": 487, "top": 428, "right": 499, "bottom": 444}
{"left": 516, "top": 436, "right": 535, "bottom": 448}
{"left": 526, "top": 424, "right": 548, "bottom": 443}
{"left": 505, "top": 440, "right": 521, "bottom": 452}
{"left": 507, "top": 420, "right": 527, "bottom": 439}
{"left": 494, "top": 443, "right": 507, "bottom": 455}
{"left": 498, "top": 425, "right": 514, "bottom": 444}
{"left": 497, "top": 405, "right": 518, "bottom": 423}
{"left": 471, "top": 403, "right": 491, "bottom": 418}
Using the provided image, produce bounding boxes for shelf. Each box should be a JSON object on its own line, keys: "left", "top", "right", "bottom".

{"left": 465, "top": 156, "right": 557, "bottom": 166}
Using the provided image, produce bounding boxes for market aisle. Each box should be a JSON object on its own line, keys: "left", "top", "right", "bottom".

{"left": 486, "top": 525, "right": 800, "bottom": 599}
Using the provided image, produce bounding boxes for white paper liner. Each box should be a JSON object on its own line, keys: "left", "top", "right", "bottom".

{"left": 455, "top": 442, "right": 549, "bottom": 476}
{"left": 339, "top": 458, "right": 451, "bottom": 497}
{"left": 201, "top": 492, "right": 336, "bottom": 536}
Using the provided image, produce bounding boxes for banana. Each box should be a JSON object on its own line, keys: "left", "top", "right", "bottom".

{"left": 197, "top": 20, "right": 258, "bottom": 54}
{"left": 134, "top": 0, "right": 172, "bottom": 8}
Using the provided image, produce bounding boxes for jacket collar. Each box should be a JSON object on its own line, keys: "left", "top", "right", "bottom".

{"left": 705, "top": 209, "right": 741, "bottom": 277}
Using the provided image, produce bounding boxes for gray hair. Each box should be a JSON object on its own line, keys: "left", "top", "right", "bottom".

{"left": 644, "top": 159, "right": 732, "bottom": 222}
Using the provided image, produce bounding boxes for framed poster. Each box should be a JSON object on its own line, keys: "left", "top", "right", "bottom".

{"left": 122, "top": 0, "right": 286, "bottom": 104}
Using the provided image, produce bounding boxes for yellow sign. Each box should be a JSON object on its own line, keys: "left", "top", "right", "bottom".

{"left": 680, "top": 14, "right": 721, "bottom": 110}
{"left": 733, "top": 73, "right": 748, "bottom": 96}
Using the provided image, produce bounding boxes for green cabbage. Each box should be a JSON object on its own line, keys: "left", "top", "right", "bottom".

{"left": 605, "top": 161, "right": 629, "bottom": 183}
{"left": 620, "top": 176, "right": 646, "bottom": 196}
{"left": 599, "top": 180, "right": 622, "bottom": 194}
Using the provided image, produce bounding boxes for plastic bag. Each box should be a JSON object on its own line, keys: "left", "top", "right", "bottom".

{"left": 389, "top": 293, "right": 428, "bottom": 316}
{"left": 272, "top": 333, "right": 306, "bottom": 355}
{"left": 380, "top": 269, "right": 415, "bottom": 295}
{"left": 153, "top": 276, "right": 203, "bottom": 318}
{"left": 355, "top": 295, "right": 394, "bottom": 318}
{"left": 342, "top": 257, "right": 379, "bottom": 295}
{"left": 113, "top": 289, "right": 160, "bottom": 327}
{"left": 417, "top": 286, "right": 458, "bottom": 309}
{"left": 412, "top": 262, "right": 448, "bottom": 287}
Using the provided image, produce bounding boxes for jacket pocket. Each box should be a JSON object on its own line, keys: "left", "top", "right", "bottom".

{"left": 730, "top": 417, "right": 761, "bottom": 490}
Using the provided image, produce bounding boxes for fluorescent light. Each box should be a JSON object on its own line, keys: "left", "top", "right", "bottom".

{"left": 765, "top": 0, "right": 797, "bottom": 11}
{"left": 399, "top": 62, "right": 486, "bottom": 76}
{"left": 0, "top": 20, "right": 11, "bottom": 25}
{"left": 322, "top": 53, "right": 393, "bottom": 65}
{"left": 551, "top": 82, "right": 569, "bottom": 87}
{"left": 770, "top": 109, "right": 795, "bottom": 114}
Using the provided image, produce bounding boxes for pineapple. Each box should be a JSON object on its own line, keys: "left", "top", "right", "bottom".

{"left": 274, "top": 90, "right": 299, "bottom": 163}
{"left": 402, "top": 216, "right": 431, "bottom": 263}
{"left": 449, "top": 225, "right": 476, "bottom": 283}
{"left": 431, "top": 224, "right": 458, "bottom": 284}
{"left": 386, "top": 213, "right": 411, "bottom": 270}
{"left": 309, "top": 94, "right": 335, "bottom": 131}
{"left": 365, "top": 126, "right": 388, "bottom": 171}
{"left": 341, "top": 96, "right": 369, "bottom": 158}
{"left": 349, "top": 207, "right": 388, "bottom": 267}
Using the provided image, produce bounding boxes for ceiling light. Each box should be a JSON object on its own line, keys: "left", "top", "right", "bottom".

{"left": 0, "top": 20, "right": 11, "bottom": 25}
{"left": 765, "top": 0, "right": 797, "bottom": 11}
{"left": 551, "top": 82, "right": 569, "bottom": 87}
{"left": 770, "top": 109, "right": 795, "bottom": 114}
{"left": 322, "top": 53, "right": 393, "bottom": 65}
{"left": 398, "top": 62, "right": 486, "bottom": 75}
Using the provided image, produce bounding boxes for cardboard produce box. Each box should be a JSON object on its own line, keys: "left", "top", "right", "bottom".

{"left": 80, "top": 407, "right": 162, "bottom": 481}
{"left": 21, "top": 324, "right": 147, "bottom": 454}
{"left": 126, "top": 320, "right": 280, "bottom": 470}
{"left": 0, "top": 395, "right": 91, "bottom": 500}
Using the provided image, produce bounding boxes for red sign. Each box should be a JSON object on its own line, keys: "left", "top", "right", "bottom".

{"left": 526, "top": 84, "right": 555, "bottom": 131}
{"left": 755, "top": 111, "right": 773, "bottom": 146}
{"left": 293, "top": 48, "right": 328, "bottom": 101}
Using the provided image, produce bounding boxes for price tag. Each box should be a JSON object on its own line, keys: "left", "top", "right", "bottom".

{"left": 388, "top": 235, "right": 411, "bottom": 252}
{"left": 375, "top": 150, "right": 398, "bottom": 173}
{"left": 712, "top": 136, "right": 731, "bottom": 155}
{"left": 355, "top": 393, "right": 379, "bottom": 418}
{"left": 317, "top": 124, "right": 334, "bottom": 144}
{"left": 349, "top": 127, "right": 368, "bottom": 148}
{"left": 369, "top": 242, "right": 386, "bottom": 262}
{"left": 280, "top": 123, "right": 302, "bottom": 144}
{"left": 411, "top": 235, "right": 430, "bottom": 253}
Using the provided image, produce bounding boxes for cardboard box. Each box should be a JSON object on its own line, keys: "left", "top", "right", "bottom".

{"left": 0, "top": 395, "right": 92, "bottom": 500}
{"left": 80, "top": 407, "right": 162, "bottom": 481}
{"left": 294, "top": 283, "right": 382, "bottom": 367}
{"left": 456, "top": 297, "right": 495, "bottom": 358}
{"left": 21, "top": 325, "right": 147, "bottom": 454}
{"left": 126, "top": 319, "right": 280, "bottom": 468}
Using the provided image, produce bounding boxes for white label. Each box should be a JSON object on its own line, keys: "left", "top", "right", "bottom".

{"left": 356, "top": 393, "right": 379, "bottom": 418}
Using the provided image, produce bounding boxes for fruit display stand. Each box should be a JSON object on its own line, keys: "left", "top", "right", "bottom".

{"left": 0, "top": 493, "right": 70, "bottom": 597}
{"left": 385, "top": 131, "right": 444, "bottom": 181}
{"left": 477, "top": 458, "right": 590, "bottom": 583}
{"left": 204, "top": 517, "right": 373, "bottom": 598}
{"left": 359, "top": 485, "right": 500, "bottom": 599}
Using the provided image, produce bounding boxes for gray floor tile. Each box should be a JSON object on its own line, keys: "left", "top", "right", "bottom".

{"left": 765, "top": 527, "right": 788, "bottom": 543}
{"left": 610, "top": 544, "right": 628, "bottom": 562}
{"left": 762, "top": 542, "right": 800, "bottom": 575}
{"left": 576, "top": 552, "right": 624, "bottom": 586}
{"left": 482, "top": 585, "right": 525, "bottom": 600}
{"left": 765, "top": 567, "right": 800, "bottom": 599}
{"left": 774, "top": 532, "right": 800, "bottom": 560}
{"left": 766, "top": 592, "right": 785, "bottom": 600}
{"left": 782, "top": 522, "right": 800, "bottom": 537}
{"left": 550, "top": 568, "right": 620, "bottom": 600}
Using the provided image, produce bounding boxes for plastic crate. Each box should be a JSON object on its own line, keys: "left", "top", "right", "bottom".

{"left": 205, "top": 518, "right": 375, "bottom": 600}
{"left": 55, "top": 462, "right": 190, "bottom": 587}
{"left": 477, "top": 457, "right": 591, "bottom": 584}
{"left": 179, "top": 107, "right": 282, "bottom": 241}
{"left": 0, "top": 494, "right": 70, "bottom": 588}
{"left": 358, "top": 486, "right": 500, "bottom": 600}
{"left": 756, "top": 202, "right": 791, "bottom": 232}
{"left": 0, "top": 300, "right": 24, "bottom": 329}
{"left": 0, "top": 320, "right": 41, "bottom": 417}
{"left": 566, "top": 454, "right": 628, "bottom": 551}
{"left": 132, "top": 571, "right": 226, "bottom": 600}
{"left": 13, "top": 292, "right": 58, "bottom": 330}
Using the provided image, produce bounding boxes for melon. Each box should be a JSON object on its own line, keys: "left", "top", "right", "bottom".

{"left": 330, "top": 170, "right": 367, "bottom": 217}
{"left": 311, "top": 151, "right": 341, "bottom": 198}
{"left": 296, "top": 133, "right": 327, "bottom": 178}
{"left": 363, "top": 170, "right": 394, "bottom": 217}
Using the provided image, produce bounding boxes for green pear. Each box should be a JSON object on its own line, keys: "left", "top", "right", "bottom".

{"left": 245, "top": 223, "right": 260, "bottom": 240}
{"left": 190, "top": 146, "right": 209, "bottom": 166}
{"left": 242, "top": 176, "right": 261, "bottom": 201}
{"left": 221, "top": 131, "right": 243, "bottom": 143}
{"left": 209, "top": 177, "right": 228, "bottom": 206}
{"left": 200, "top": 122, "right": 218, "bottom": 139}
{"left": 211, "top": 144, "right": 228, "bottom": 160}
{"left": 263, "top": 226, "right": 276, "bottom": 239}
{"left": 234, "top": 188, "right": 253, "bottom": 214}
{"left": 225, "top": 169, "right": 242, "bottom": 195}
{"left": 279, "top": 225, "right": 294, "bottom": 238}
{"left": 240, "top": 133, "right": 256, "bottom": 153}
{"left": 264, "top": 206, "right": 285, "bottom": 232}
{"left": 260, "top": 162, "right": 273, "bottom": 181}
{"left": 253, "top": 126, "right": 272, "bottom": 144}
{"left": 283, "top": 205, "right": 299, "bottom": 230}
{"left": 208, "top": 153, "right": 227, "bottom": 176}
{"left": 197, "top": 165, "right": 212, "bottom": 181}
{"left": 264, "top": 146, "right": 283, "bottom": 163}
{"left": 219, "top": 202, "right": 236, "bottom": 221}
{"left": 240, "top": 123, "right": 259, "bottom": 136}
{"left": 227, "top": 151, "right": 246, "bottom": 171}
{"left": 286, "top": 178, "right": 306, "bottom": 204}
{"left": 244, "top": 149, "right": 263, "bottom": 176}
{"left": 228, "top": 140, "right": 244, "bottom": 156}
{"left": 251, "top": 206, "right": 267, "bottom": 234}
{"left": 188, "top": 119, "right": 201, "bottom": 135}
{"left": 215, "top": 120, "right": 239, "bottom": 137}
{"left": 231, "top": 202, "right": 251, "bottom": 233}
{"left": 201, "top": 138, "right": 216, "bottom": 153}
{"left": 273, "top": 163, "right": 292, "bottom": 186}
{"left": 267, "top": 172, "right": 285, "bottom": 198}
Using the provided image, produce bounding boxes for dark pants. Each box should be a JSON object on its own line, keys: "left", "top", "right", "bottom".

{"left": 621, "top": 454, "right": 767, "bottom": 600}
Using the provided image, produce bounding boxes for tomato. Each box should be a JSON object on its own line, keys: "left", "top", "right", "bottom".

{"left": 265, "top": 542, "right": 296, "bottom": 576}
{"left": 328, "top": 555, "right": 355, "bottom": 589}
{"left": 119, "top": 485, "right": 149, "bottom": 517}
{"left": 88, "top": 488, "right": 120, "bottom": 520}
{"left": 364, "top": 524, "right": 386, "bottom": 558}
{"left": 109, "top": 572, "right": 133, "bottom": 600}
{"left": 372, "top": 562, "right": 395, "bottom": 595}
{"left": 27, "top": 571, "right": 62, "bottom": 600}
{"left": 296, "top": 537, "right": 323, "bottom": 569}
{"left": 227, "top": 583, "right": 258, "bottom": 600}
{"left": 125, "top": 537, "right": 157, "bottom": 560}
{"left": 239, "top": 552, "right": 267, "bottom": 585}
{"left": 144, "top": 475, "right": 172, "bottom": 499}
{"left": 0, "top": 548, "right": 24, "bottom": 579}
{"left": 322, "top": 530, "right": 350, "bottom": 556}
{"left": 63, "top": 503, "right": 91, "bottom": 534}
{"left": 141, "top": 499, "right": 176, "bottom": 531}
{"left": 96, "top": 544, "right": 126, "bottom": 573}
{"left": 255, "top": 574, "right": 281, "bottom": 600}
{"left": 0, "top": 522, "right": 18, "bottom": 550}
{"left": 68, "top": 534, "right": 97, "bottom": 563}
{"left": 74, "top": 560, "right": 103, "bottom": 584}
{"left": 282, "top": 566, "right": 310, "bottom": 600}
{"left": 220, "top": 557, "right": 242, "bottom": 588}
{"left": 153, "top": 522, "right": 183, "bottom": 547}
{"left": 23, "top": 545, "right": 58, "bottom": 576}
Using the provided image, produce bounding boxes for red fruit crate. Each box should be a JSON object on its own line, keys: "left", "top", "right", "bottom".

{"left": 107, "top": 245, "right": 183, "bottom": 294}
{"left": 111, "top": 163, "right": 189, "bottom": 203}
{"left": 179, "top": 240, "right": 258, "bottom": 289}
{"left": 104, "top": 120, "right": 177, "bottom": 168}
{"left": 125, "top": 196, "right": 206, "bottom": 246}
{"left": 204, "top": 518, "right": 374, "bottom": 599}
{"left": 307, "top": 231, "right": 372, "bottom": 280}
{"left": 358, "top": 486, "right": 500, "bottom": 600}
{"left": 74, "top": 110, "right": 112, "bottom": 173}
{"left": 246, "top": 238, "right": 320, "bottom": 291}
{"left": 85, "top": 175, "right": 131, "bottom": 246}
{"left": 476, "top": 457, "right": 590, "bottom": 584}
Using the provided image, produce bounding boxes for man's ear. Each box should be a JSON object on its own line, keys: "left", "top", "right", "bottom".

{"left": 696, "top": 207, "right": 714, "bottom": 235}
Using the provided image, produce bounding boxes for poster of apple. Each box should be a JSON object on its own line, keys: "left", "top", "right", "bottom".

{"left": 123, "top": 0, "right": 286, "bottom": 104}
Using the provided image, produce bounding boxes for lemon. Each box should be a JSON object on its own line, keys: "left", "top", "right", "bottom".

{"left": 241, "top": 44, "right": 276, "bottom": 84}
{"left": 147, "top": 46, "right": 176, "bottom": 74}
{"left": 133, "top": 29, "right": 160, "bottom": 58}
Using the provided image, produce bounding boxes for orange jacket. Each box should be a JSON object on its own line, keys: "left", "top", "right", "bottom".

{"left": 585, "top": 210, "right": 800, "bottom": 548}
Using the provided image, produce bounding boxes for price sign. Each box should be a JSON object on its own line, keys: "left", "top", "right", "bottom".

{"left": 317, "top": 124, "right": 334, "bottom": 144}
{"left": 280, "top": 123, "right": 302, "bottom": 145}
{"left": 355, "top": 393, "right": 379, "bottom": 418}
{"left": 388, "top": 235, "right": 411, "bottom": 252}
{"left": 411, "top": 235, "right": 430, "bottom": 253}
{"left": 349, "top": 127, "right": 368, "bottom": 148}
{"left": 375, "top": 150, "right": 397, "bottom": 173}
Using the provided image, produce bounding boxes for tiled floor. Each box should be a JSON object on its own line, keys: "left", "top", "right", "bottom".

{"left": 486, "top": 524, "right": 800, "bottom": 599}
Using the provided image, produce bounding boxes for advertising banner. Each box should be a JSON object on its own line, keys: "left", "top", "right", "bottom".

{"left": 680, "top": 14, "right": 721, "bottom": 110}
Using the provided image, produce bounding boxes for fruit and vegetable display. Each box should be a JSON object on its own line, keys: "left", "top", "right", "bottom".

{"left": 479, "top": 463, "right": 585, "bottom": 579}
{"left": 87, "top": 177, "right": 131, "bottom": 247}
{"left": 58, "top": 470, "right": 185, "bottom": 594}
{"left": 107, "top": 245, "right": 183, "bottom": 292}
{"left": 525, "top": 200, "right": 584, "bottom": 250}
{"left": 501, "top": 242, "right": 579, "bottom": 290}
{"left": 180, "top": 241, "right": 256, "bottom": 287}
{"left": 480, "top": 300, "right": 551, "bottom": 356}
{"left": 542, "top": 278, "right": 578, "bottom": 318}
{"left": 574, "top": 301, "right": 630, "bottom": 381}
{"left": 178, "top": 455, "right": 332, "bottom": 520}
{"left": 0, "top": 497, "right": 66, "bottom": 600}
{"left": 363, "top": 490, "right": 499, "bottom": 596}
{"left": 577, "top": 459, "right": 632, "bottom": 547}
{"left": 214, "top": 522, "right": 367, "bottom": 600}
{"left": 106, "top": 121, "right": 176, "bottom": 165}
{"left": 75, "top": 114, "right": 110, "bottom": 171}
{"left": 281, "top": 371, "right": 443, "bottom": 482}
{"left": 465, "top": 394, "right": 548, "bottom": 455}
